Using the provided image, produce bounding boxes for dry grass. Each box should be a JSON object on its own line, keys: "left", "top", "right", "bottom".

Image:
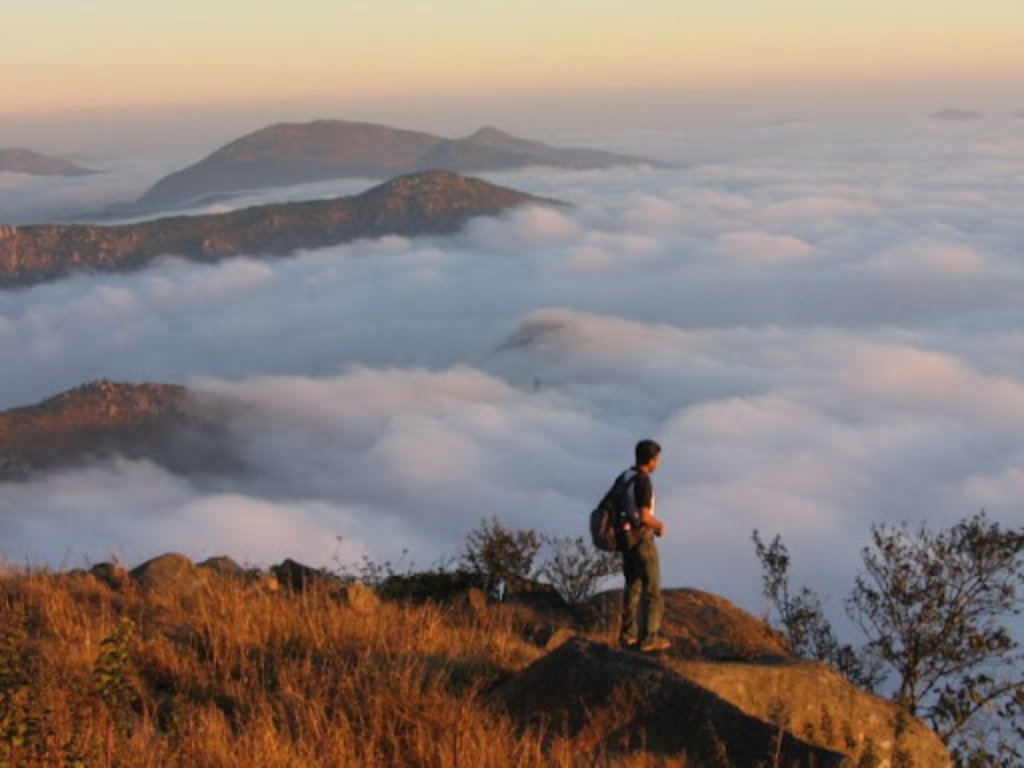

{"left": 0, "top": 566, "right": 665, "bottom": 767}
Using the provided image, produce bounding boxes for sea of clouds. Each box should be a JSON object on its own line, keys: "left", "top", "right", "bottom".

{"left": 2, "top": 114, "right": 1023, "bottom": 615}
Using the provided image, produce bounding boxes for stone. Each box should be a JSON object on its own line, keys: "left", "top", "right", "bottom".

{"left": 89, "top": 562, "right": 129, "bottom": 590}
{"left": 678, "top": 659, "right": 951, "bottom": 767}
{"left": 130, "top": 553, "right": 209, "bottom": 599}
{"left": 270, "top": 558, "right": 337, "bottom": 593}
{"left": 197, "top": 555, "right": 247, "bottom": 580}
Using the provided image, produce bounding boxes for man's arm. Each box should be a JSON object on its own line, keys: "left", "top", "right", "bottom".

{"left": 639, "top": 506, "right": 665, "bottom": 537}
{"left": 634, "top": 474, "right": 665, "bottom": 536}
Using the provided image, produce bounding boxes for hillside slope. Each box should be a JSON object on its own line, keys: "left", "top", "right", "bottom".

{"left": 0, "top": 557, "right": 951, "bottom": 767}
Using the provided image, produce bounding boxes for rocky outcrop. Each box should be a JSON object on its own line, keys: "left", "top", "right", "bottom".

{"left": 270, "top": 558, "right": 379, "bottom": 612}
{"left": 575, "top": 589, "right": 952, "bottom": 767}
{"left": 0, "top": 171, "right": 554, "bottom": 287}
{"left": 131, "top": 553, "right": 213, "bottom": 603}
{"left": 0, "top": 148, "right": 96, "bottom": 177}
{"left": 594, "top": 588, "right": 791, "bottom": 661}
{"left": 677, "top": 658, "right": 950, "bottom": 768}
{"left": 85, "top": 553, "right": 380, "bottom": 613}
{"left": 495, "top": 637, "right": 849, "bottom": 767}
{"left": 129, "top": 120, "right": 651, "bottom": 213}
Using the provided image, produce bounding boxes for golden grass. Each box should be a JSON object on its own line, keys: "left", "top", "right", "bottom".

{"left": 0, "top": 566, "right": 665, "bottom": 767}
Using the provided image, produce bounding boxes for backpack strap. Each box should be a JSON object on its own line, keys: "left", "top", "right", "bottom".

{"left": 618, "top": 469, "right": 642, "bottom": 528}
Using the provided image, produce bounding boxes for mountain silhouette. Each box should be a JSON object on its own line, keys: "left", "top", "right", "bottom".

{"left": 129, "top": 120, "right": 652, "bottom": 213}
{"left": 0, "top": 147, "right": 96, "bottom": 177}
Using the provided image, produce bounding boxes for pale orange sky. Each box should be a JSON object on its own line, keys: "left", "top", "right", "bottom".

{"left": 4, "top": 1, "right": 1023, "bottom": 116}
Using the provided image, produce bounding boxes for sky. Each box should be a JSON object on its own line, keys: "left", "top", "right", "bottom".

{"left": 4, "top": 1, "right": 1023, "bottom": 118}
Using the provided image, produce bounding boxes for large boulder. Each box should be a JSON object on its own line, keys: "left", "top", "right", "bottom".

{"left": 677, "top": 658, "right": 951, "bottom": 768}
{"left": 495, "top": 637, "right": 848, "bottom": 767}
{"left": 130, "top": 553, "right": 210, "bottom": 600}
{"left": 197, "top": 555, "right": 248, "bottom": 580}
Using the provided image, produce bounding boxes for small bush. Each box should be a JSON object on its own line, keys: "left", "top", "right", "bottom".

{"left": 462, "top": 517, "right": 541, "bottom": 597}
{"left": 539, "top": 536, "right": 621, "bottom": 605}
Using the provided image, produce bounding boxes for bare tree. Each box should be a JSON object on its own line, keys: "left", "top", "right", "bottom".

{"left": 754, "top": 512, "right": 1024, "bottom": 765}
{"left": 848, "top": 512, "right": 1024, "bottom": 764}
{"left": 752, "top": 530, "right": 883, "bottom": 691}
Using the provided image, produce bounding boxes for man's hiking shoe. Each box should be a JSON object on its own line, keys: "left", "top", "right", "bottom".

{"left": 619, "top": 637, "right": 639, "bottom": 650}
{"left": 639, "top": 636, "right": 671, "bottom": 653}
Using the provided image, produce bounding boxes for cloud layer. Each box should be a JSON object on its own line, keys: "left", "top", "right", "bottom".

{"left": 2, "top": 117, "right": 1023, "bottom": 613}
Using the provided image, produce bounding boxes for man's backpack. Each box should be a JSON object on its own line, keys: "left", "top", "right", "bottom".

{"left": 589, "top": 471, "right": 639, "bottom": 552}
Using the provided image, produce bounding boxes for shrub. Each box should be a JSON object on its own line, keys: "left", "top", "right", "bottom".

{"left": 461, "top": 517, "right": 541, "bottom": 597}
{"left": 539, "top": 535, "right": 621, "bottom": 605}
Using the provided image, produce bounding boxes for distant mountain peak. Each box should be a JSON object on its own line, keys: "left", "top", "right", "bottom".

{"left": 466, "top": 126, "right": 515, "bottom": 142}
{"left": 0, "top": 147, "right": 96, "bottom": 177}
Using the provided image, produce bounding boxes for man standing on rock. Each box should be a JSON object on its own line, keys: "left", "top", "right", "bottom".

{"left": 619, "top": 439, "right": 670, "bottom": 653}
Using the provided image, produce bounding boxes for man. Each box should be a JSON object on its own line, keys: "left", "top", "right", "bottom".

{"left": 619, "top": 439, "right": 670, "bottom": 652}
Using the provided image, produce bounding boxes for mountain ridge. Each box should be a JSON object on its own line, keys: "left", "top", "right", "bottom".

{"left": 0, "top": 170, "right": 556, "bottom": 287}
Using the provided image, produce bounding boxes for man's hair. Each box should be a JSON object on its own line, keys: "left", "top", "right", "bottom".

{"left": 635, "top": 439, "right": 661, "bottom": 467}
